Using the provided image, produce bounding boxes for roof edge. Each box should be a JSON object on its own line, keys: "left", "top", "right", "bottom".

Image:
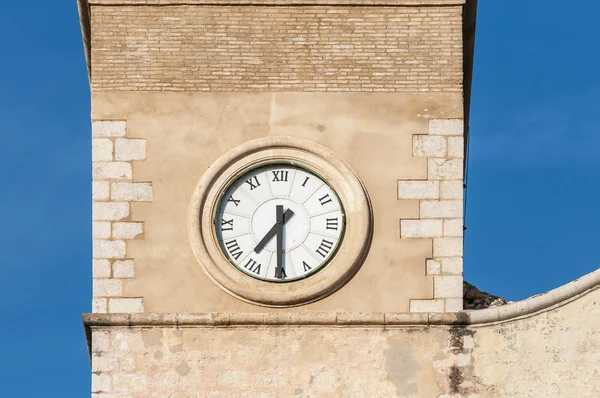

{"left": 87, "top": 0, "right": 466, "bottom": 5}
{"left": 466, "top": 267, "right": 600, "bottom": 325}
{"left": 462, "top": 0, "right": 477, "bottom": 149}
{"left": 77, "top": 0, "right": 91, "bottom": 78}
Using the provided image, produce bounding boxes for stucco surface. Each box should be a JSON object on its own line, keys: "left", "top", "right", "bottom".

{"left": 88, "top": 284, "right": 600, "bottom": 397}
{"left": 91, "top": 91, "right": 463, "bottom": 313}
{"left": 91, "top": 326, "right": 451, "bottom": 397}
{"left": 471, "top": 286, "right": 600, "bottom": 397}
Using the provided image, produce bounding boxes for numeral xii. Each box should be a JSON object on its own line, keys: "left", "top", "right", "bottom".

{"left": 272, "top": 170, "right": 289, "bottom": 182}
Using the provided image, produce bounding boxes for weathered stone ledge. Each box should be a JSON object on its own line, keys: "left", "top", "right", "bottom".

{"left": 83, "top": 268, "right": 600, "bottom": 361}
{"left": 85, "top": 0, "right": 466, "bottom": 6}
{"left": 83, "top": 311, "right": 470, "bottom": 329}
{"left": 466, "top": 267, "right": 600, "bottom": 325}
{"left": 82, "top": 311, "right": 468, "bottom": 356}
{"left": 83, "top": 268, "right": 600, "bottom": 331}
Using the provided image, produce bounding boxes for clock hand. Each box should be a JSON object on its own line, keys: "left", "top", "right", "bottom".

{"left": 253, "top": 208, "right": 295, "bottom": 253}
{"left": 275, "top": 205, "right": 284, "bottom": 279}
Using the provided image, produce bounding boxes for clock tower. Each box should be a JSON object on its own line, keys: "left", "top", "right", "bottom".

{"left": 80, "top": 0, "right": 482, "bottom": 396}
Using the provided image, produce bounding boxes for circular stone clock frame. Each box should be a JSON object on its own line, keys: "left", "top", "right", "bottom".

{"left": 188, "top": 136, "right": 372, "bottom": 307}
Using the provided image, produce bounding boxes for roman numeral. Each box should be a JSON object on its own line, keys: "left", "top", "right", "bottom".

{"left": 225, "top": 239, "right": 243, "bottom": 261}
{"left": 244, "top": 258, "right": 262, "bottom": 275}
{"left": 318, "top": 194, "right": 332, "bottom": 206}
{"left": 274, "top": 267, "right": 287, "bottom": 278}
{"left": 301, "top": 176, "right": 310, "bottom": 187}
{"left": 227, "top": 196, "right": 240, "bottom": 206}
{"left": 326, "top": 217, "right": 339, "bottom": 231}
{"left": 245, "top": 176, "right": 261, "bottom": 190}
{"left": 302, "top": 261, "right": 312, "bottom": 272}
{"left": 315, "top": 239, "right": 334, "bottom": 258}
{"left": 221, "top": 218, "right": 234, "bottom": 231}
{"left": 272, "top": 170, "right": 289, "bottom": 182}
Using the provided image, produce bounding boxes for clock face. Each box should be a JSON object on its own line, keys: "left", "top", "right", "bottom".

{"left": 215, "top": 163, "right": 345, "bottom": 282}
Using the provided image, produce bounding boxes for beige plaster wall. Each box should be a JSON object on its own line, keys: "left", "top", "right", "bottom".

{"left": 90, "top": 325, "right": 455, "bottom": 397}
{"left": 91, "top": 91, "right": 463, "bottom": 313}
{"left": 471, "top": 287, "right": 600, "bottom": 397}
{"left": 88, "top": 287, "right": 600, "bottom": 397}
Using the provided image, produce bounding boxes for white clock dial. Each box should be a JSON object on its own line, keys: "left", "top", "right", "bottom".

{"left": 215, "top": 164, "right": 345, "bottom": 282}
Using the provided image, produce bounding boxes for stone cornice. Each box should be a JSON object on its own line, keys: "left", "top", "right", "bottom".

{"left": 83, "top": 264, "right": 600, "bottom": 330}
{"left": 82, "top": 311, "right": 468, "bottom": 356}
{"left": 83, "top": 311, "right": 465, "bottom": 357}
{"left": 83, "top": 267, "right": 600, "bottom": 358}
{"left": 86, "top": 0, "right": 466, "bottom": 5}
{"left": 84, "top": 311, "right": 469, "bottom": 329}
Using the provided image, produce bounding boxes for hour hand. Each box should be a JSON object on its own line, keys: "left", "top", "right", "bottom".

{"left": 253, "top": 209, "right": 295, "bottom": 253}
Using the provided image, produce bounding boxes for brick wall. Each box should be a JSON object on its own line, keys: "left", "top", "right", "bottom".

{"left": 89, "top": 5, "right": 463, "bottom": 92}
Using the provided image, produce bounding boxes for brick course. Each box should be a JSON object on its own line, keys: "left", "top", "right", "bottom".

{"left": 90, "top": 5, "right": 463, "bottom": 92}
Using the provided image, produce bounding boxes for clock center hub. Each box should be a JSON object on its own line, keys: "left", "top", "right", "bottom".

{"left": 250, "top": 197, "right": 309, "bottom": 252}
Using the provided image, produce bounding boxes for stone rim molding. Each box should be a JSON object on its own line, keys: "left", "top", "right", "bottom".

{"left": 188, "top": 136, "right": 373, "bottom": 307}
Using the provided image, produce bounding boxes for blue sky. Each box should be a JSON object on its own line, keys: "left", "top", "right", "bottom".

{"left": 0, "top": 0, "right": 598, "bottom": 396}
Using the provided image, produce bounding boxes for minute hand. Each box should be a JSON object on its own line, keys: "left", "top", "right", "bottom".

{"left": 253, "top": 209, "right": 295, "bottom": 253}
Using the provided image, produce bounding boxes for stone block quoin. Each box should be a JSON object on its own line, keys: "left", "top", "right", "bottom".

{"left": 92, "top": 120, "right": 150, "bottom": 314}
{"left": 398, "top": 118, "right": 464, "bottom": 313}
